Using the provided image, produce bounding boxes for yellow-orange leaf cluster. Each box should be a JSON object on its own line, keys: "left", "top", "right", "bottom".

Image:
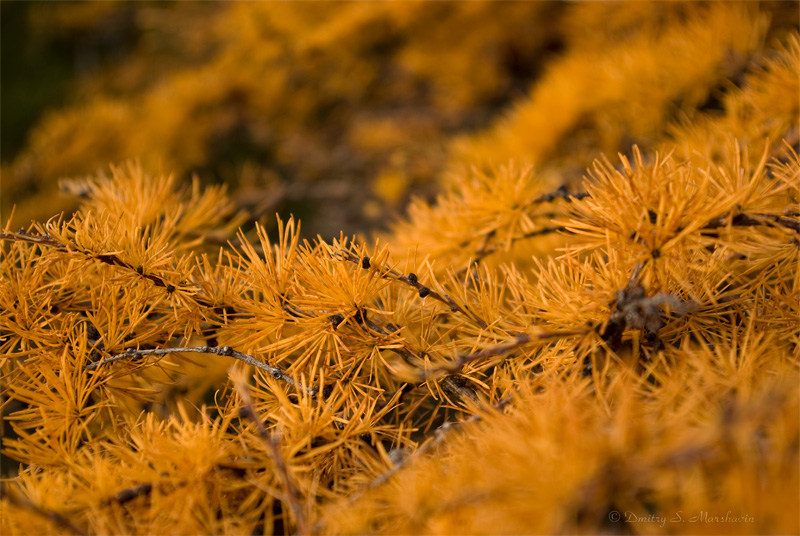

{"left": 1, "top": 3, "right": 798, "bottom": 535}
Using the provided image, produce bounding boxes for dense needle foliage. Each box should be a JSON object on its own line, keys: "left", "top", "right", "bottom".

{"left": 1, "top": 3, "right": 798, "bottom": 535}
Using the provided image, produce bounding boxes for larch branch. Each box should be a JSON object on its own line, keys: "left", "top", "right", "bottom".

{"left": 0, "top": 482, "right": 86, "bottom": 536}
{"left": 83, "top": 345, "right": 313, "bottom": 398}
{"left": 235, "top": 380, "right": 309, "bottom": 536}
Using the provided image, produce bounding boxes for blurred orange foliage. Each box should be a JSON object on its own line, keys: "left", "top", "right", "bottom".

{"left": 1, "top": 2, "right": 798, "bottom": 535}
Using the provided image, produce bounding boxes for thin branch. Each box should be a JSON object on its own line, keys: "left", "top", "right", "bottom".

{"left": 701, "top": 212, "right": 800, "bottom": 234}
{"left": 0, "top": 230, "right": 65, "bottom": 249}
{"left": 457, "top": 225, "right": 567, "bottom": 278}
{"left": 83, "top": 345, "right": 314, "bottom": 398}
{"left": 101, "top": 457, "right": 278, "bottom": 509}
{"left": 235, "top": 379, "right": 309, "bottom": 536}
{"left": 449, "top": 186, "right": 588, "bottom": 272}
{"left": 106, "top": 483, "right": 154, "bottom": 506}
{"left": 339, "top": 250, "right": 490, "bottom": 329}
{"left": 458, "top": 204, "right": 800, "bottom": 277}
{"left": 0, "top": 482, "right": 86, "bottom": 536}
{"left": 471, "top": 229, "right": 496, "bottom": 260}
{"left": 420, "top": 328, "right": 589, "bottom": 380}
{"left": 361, "top": 317, "right": 426, "bottom": 367}
{"left": 502, "top": 225, "right": 567, "bottom": 242}
{"left": 0, "top": 230, "right": 222, "bottom": 308}
{"left": 532, "top": 186, "right": 590, "bottom": 204}
{"left": 344, "top": 395, "right": 513, "bottom": 505}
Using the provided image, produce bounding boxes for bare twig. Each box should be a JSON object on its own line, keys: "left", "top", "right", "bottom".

{"left": 0, "top": 231, "right": 222, "bottom": 308}
{"left": 450, "top": 186, "right": 588, "bottom": 272}
{"left": 0, "top": 230, "right": 65, "bottom": 248}
{"left": 456, "top": 201, "right": 800, "bottom": 278}
{"left": 531, "top": 186, "right": 590, "bottom": 204}
{"left": 420, "top": 328, "right": 589, "bottom": 381}
{"left": 339, "top": 250, "right": 490, "bottom": 329}
{"left": 0, "top": 482, "right": 86, "bottom": 536}
{"left": 234, "top": 379, "right": 309, "bottom": 536}
{"left": 106, "top": 483, "right": 154, "bottom": 506}
{"left": 84, "top": 345, "right": 314, "bottom": 398}
{"left": 343, "top": 395, "right": 513, "bottom": 505}
{"left": 701, "top": 212, "right": 800, "bottom": 234}
{"left": 361, "top": 317, "right": 426, "bottom": 366}
{"left": 457, "top": 225, "right": 567, "bottom": 279}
